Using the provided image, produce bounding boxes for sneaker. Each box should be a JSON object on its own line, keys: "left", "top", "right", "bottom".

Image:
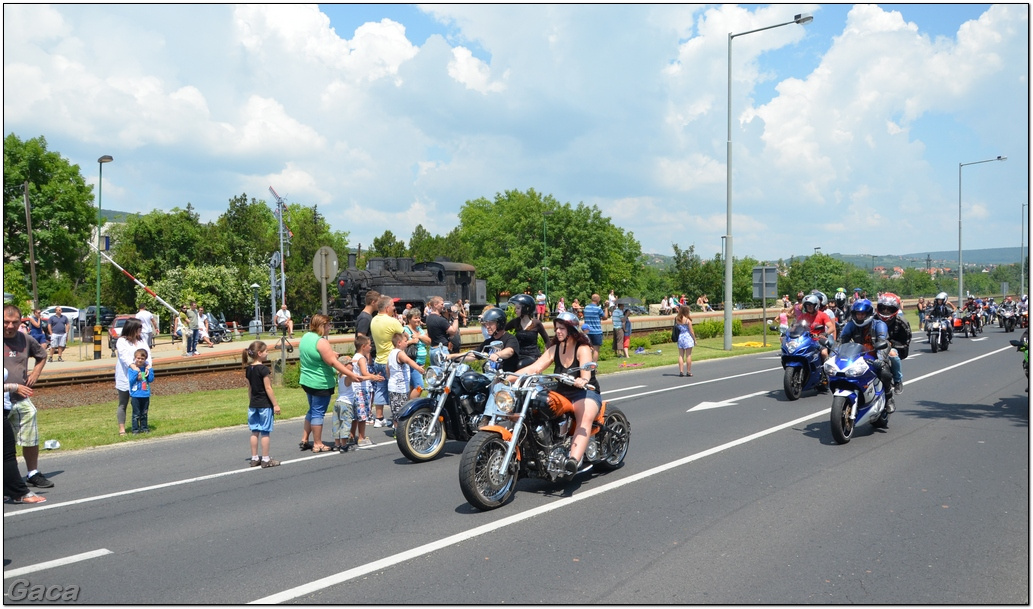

{"left": 26, "top": 472, "right": 54, "bottom": 488}
{"left": 12, "top": 492, "right": 46, "bottom": 504}
{"left": 57, "top": 357, "right": 64, "bottom": 362}
{"left": 48, "top": 357, "right": 53, "bottom": 363}
{"left": 886, "top": 397, "right": 896, "bottom": 414}
{"left": 338, "top": 444, "right": 350, "bottom": 453}
{"left": 373, "top": 419, "right": 387, "bottom": 428}
{"left": 260, "top": 459, "right": 280, "bottom": 468}
{"left": 356, "top": 438, "right": 374, "bottom": 449}
{"left": 249, "top": 458, "right": 261, "bottom": 467}
{"left": 894, "top": 381, "right": 904, "bottom": 395}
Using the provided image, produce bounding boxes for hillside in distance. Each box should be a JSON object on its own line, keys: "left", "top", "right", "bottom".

{"left": 642, "top": 247, "right": 1026, "bottom": 269}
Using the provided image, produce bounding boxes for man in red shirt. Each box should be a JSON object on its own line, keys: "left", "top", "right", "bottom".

{"left": 796, "top": 294, "right": 835, "bottom": 362}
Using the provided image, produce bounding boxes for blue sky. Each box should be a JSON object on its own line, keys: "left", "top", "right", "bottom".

{"left": 3, "top": 4, "right": 1028, "bottom": 262}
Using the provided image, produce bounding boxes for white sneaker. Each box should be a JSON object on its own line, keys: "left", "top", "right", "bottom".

{"left": 356, "top": 438, "right": 374, "bottom": 449}
{"left": 373, "top": 419, "right": 386, "bottom": 428}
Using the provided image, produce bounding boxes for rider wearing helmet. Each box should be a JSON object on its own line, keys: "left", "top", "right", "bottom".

{"left": 929, "top": 291, "right": 956, "bottom": 337}
{"left": 505, "top": 294, "right": 551, "bottom": 368}
{"left": 797, "top": 293, "right": 836, "bottom": 364}
{"left": 839, "top": 298, "right": 896, "bottom": 410}
{"left": 877, "top": 293, "right": 911, "bottom": 395}
{"left": 449, "top": 307, "right": 520, "bottom": 372}
{"left": 830, "top": 290, "right": 849, "bottom": 331}
{"left": 964, "top": 296, "right": 983, "bottom": 332}
{"left": 514, "top": 311, "right": 601, "bottom": 478}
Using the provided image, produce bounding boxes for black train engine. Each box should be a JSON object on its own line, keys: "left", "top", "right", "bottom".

{"left": 330, "top": 254, "right": 486, "bottom": 332}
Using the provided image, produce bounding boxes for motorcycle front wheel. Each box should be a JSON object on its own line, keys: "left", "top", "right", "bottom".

{"left": 596, "top": 406, "right": 630, "bottom": 471}
{"left": 212, "top": 334, "right": 223, "bottom": 344}
{"left": 396, "top": 407, "right": 447, "bottom": 463}
{"left": 783, "top": 367, "right": 803, "bottom": 400}
{"left": 830, "top": 395, "right": 854, "bottom": 444}
{"left": 930, "top": 334, "right": 939, "bottom": 353}
{"left": 459, "top": 431, "right": 518, "bottom": 511}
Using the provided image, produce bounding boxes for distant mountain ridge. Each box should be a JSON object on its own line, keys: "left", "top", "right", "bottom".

{"left": 642, "top": 247, "right": 1026, "bottom": 269}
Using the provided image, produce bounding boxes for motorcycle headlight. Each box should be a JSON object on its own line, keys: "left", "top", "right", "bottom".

{"left": 823, "top": 359, "right": 839, "bottom": 375}
{"left": 493, "top": 387, "right": 516, "bottom": 414}
{"left": 842, "top": 358, "right": 869, "bottom": 377}
{"left": 424, "top": 366, "right": 443, "bottom": 388}
{"left": 786, "top": 337, "right": 804, "bottom": 352}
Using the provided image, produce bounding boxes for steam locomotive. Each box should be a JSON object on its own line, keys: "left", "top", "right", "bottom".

{"left": 328, "top": 253, "right": 488, "bottom": 332}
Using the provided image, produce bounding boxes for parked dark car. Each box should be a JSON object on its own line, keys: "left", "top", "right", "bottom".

{"left": 80, "top": 306, "right": 117, "bottom": 332}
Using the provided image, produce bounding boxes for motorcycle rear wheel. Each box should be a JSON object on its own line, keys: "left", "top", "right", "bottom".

{"left": 396, "top": 407, "right": 447, "bottom": 463}
{"left": 596, "top": 406, "right": 630, "bottom": 471}
{"left": 783, "top": 367, "right": 802, "bottom": 401}
{"left": 459, "top": 431, "right": 517, "bottom": 511}
{"left": 830, "top": 395, "right": 853, "bottom": 444}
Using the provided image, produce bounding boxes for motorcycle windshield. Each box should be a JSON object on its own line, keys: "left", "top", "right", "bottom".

{"left": 835, "top": 342, "right": 866, "bottom": 362}
{"left": 787, "top": 321, "right": 811, "bottom": 339}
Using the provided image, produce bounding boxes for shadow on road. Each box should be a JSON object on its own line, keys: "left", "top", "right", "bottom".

{"left": 907, "top": 392, "right": 1029, "bottom": 428}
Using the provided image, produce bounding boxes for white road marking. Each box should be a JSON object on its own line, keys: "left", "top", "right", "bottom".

{"left": 606, "top": 367, "right": 782, "bottom": 403}
{"left": 3, "top": 549, "right": 112, "bottom": 579}
{"left": 688, "top": 390, "right": 771, "bottom": 412}
{"left": 603, "top": 384, "right": 647, "bottom": 394}
{"left": 248, "top": 408, "right": 829, "bottom": 604}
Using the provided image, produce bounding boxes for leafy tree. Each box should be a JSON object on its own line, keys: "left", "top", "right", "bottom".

{"left": 369, "top": 230, "right": 408, "bottom": 258}
{"left": 3, "top": 263, "right": 31, "bottom": 307}
{"left": 144, "top": 264, "right": 269, "bottom": 329}
{"left": 3, "top": 134, "right": 96, "bottom": 282}
{"left": 278, "top": 204, "right": 349, "bottom": 316}
{"left": 458, "top": 189, "right": 643, "bottom": 304}
{"left": 106, "top": 205, "right": 205, "bottom": 310}
{"left": 210, "top": 193, "right": 279, "bottom": 273}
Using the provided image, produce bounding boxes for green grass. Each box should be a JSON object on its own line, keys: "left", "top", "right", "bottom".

{"left": 39, "top": 325, "right": 791, "bottom": 453}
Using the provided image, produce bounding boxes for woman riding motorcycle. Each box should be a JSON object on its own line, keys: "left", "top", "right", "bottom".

{"left": 504, "top": 294, "right": 551, "bottom": 369}
{"left": 877, "top": 293, "right": 911, "bottom": 395}
{"left": 513, "top": 311, "right": 600, "bottom": 478}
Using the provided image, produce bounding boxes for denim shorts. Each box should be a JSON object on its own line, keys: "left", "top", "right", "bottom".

{"left": 304, "top": 392, "right": 332, "bottom": 426}
{"left": 409, "top": 367, "right": 424, "bottom": 391}
{"left": 248, "top": 407, "right": 274, "bottom": 435}
{"left": 588, "top": 333, "right": 603, "bottom": 347}
{"left": 368, "top": 361, "right": 389, "bottom": 406}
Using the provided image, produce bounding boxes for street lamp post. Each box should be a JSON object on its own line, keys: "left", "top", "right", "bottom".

{"left": 725, "top": 13, "right": 812, "bottom": 350}
{"left": 958, "top": 155, "right": 1006, "bottom": 306}
{"left": 543, "top": 210, "right": 554, "bottom": 311}
{"left": 95, "top": 155, "right": 113, "bottom": 360}
{"left": 1021, "top": 202, "right": 1028, "bottom": 297}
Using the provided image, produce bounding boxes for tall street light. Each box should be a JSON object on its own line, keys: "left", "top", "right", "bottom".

{"left": 95, "top": 155, "right": 113, "bottom": 359}
{"left": 725, "top": 13, "right": 812, "bottom": 350}
{"left": 958, "top": 155, "right": 1006, "bottom": 306}
{"left": 543, "top": 210, "right": 554, "bottom": 306}
{"left": 1021, "top": 202, "right": 1028, "bottom": 297}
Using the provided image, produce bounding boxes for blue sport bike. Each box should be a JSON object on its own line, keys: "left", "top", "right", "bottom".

{"left": 780, "top": 321, "right": 828, "bottom": 400}
{"left": 824, "top": 340, "right": 891, "bottom": 444}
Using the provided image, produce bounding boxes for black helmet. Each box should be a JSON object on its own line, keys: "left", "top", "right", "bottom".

{"left": 508, "top": 293, "right": 535, "bottom": 314}
{"left": 480, "top": 307, "right": 506, "bottom": 328}
{"left": 553, "top": 311, "right": 584, "bottom": 339}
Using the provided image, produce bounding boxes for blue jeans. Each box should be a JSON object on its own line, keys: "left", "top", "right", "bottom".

{"left": 305, "top": 392, "right": 332, "bottom": 426}
{"left": 889, "top": 354, "right": 902, "bottom": 384}
{"left": 368, "top": 362, "right": 389, "bottom": 406}
{"left": 187, "top": 329, "right": 199, "bottom": 353}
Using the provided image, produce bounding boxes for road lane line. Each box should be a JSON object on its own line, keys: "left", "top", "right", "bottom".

{"left": 6, "top": 346, "right": 1014, "bottom": 520}
{"left": 603, "top": 384, "right": 647, "bottom": 394}
{"left": 607, "top": 367, "right": 782, "bottom": 403}
{"left": 3, "top": 549, "right": 113, "bottom": 579}
{"left": 249, "top": 409, "right": 827, "bottom": 604}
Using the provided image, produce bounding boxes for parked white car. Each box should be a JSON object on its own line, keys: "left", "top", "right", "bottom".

{"left": 40, "top": 306, "right": 80, "bottom": 326}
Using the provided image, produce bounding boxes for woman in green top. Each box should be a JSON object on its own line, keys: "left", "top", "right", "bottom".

{"left": 299, "top": 314, "right": 379, "bottom": 452}
{"left": 402, "top": 308, "right": 431, "bottom": 399}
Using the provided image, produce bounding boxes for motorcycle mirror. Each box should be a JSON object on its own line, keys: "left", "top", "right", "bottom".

{"left": 873, "top": 339, "right": 889, "bottom": 351}
{"left": 581, "top": 362, "right": 598, "bottom": 372}
{"left": 489, "top": 340, "right": 503, "bottom": 349}
{"left": 1010, "top": 339, "right": 1022, "bottom": 348}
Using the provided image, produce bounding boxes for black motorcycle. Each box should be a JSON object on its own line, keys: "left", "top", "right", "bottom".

{"left": 395, "top": 343, "right": 502, "bottom": 463}
{"left": 925, "top": 313, "right": 952, "bottom": 353}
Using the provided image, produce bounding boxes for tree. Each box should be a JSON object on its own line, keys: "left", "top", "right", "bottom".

{"left": 210, "top": 193, "right": 279, "bottom": 273}
{"left": 3, "top": 134, "right": 96, "bottom": 282}
{"left": 278, "top": 204, "right": 349, "bottom": 316}
{"left": 369, "top": 230, "right": 408, "bottom": 258}
{"left": 458, "top": 189, "right": 643, "bottom": 304}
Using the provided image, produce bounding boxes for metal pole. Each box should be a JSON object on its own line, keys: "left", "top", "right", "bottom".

{"left": 95, "top": 155, "right": 113, "bottom": 359}
{"left": 23, "top": 183, "right": 38, "bottom": 306}
{"left": 724, "top": 14, "right": 812, "bottom": 351}
{"left": 1022, "top": 202, "right": 1028, "bottom": 297}
{"left": 724, "top": 31, "right": 734, "bottom": 351}
{"left": 959, "top": 156, "right": 1007, "bottom": 306}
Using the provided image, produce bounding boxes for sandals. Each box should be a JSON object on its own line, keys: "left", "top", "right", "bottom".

{"left": 299, "top": 441, "right": 313, "bottom": 451}
{"left": 312, "top": 444, "right": 333, "bottom": 453}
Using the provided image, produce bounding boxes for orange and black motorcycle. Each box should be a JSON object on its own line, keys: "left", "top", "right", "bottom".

{"left": 458, "top": 364, "right": 630, "bottom": 511}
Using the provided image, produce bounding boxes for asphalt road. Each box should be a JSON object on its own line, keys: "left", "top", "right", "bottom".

{"left": 4, "top": 328, "right": 1028, "bottom": 604}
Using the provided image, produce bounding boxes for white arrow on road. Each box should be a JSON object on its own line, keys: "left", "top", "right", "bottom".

{"left": 688, "top": 390, "right": 771, "bottom": 412}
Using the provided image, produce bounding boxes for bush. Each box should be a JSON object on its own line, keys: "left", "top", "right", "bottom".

{"left": 282, "top": 362, "right": 300, "bottom": 388}
{"left": 648, "top": 330, "right": 670, "bottom": 345}
{"left": 690, "top": 319, "right": 744, "bottom": 339}
{"left": 629, "top": 335, "right": 652, "bottom": 350}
